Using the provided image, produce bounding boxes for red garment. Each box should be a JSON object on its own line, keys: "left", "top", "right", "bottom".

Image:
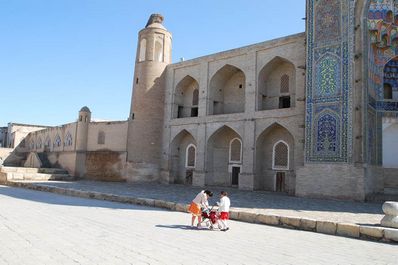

{"left": 220, "top": 212, "right": 229, "bottom": 220}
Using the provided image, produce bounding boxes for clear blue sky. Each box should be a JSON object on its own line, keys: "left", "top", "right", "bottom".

{"left": 0, "top": 0, "right": 305, "bottom": 126}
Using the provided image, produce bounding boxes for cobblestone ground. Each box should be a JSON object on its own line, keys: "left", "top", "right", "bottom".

{"left": 0, "top": 185, "right": 396, "bottom": 265}
{"left": 19, "top": 180, "right": 384, "bottom": 225}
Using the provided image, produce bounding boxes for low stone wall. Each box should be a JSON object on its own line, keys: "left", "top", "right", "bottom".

{"left": 384, "top": 168, "right": 398, "bottom": 188}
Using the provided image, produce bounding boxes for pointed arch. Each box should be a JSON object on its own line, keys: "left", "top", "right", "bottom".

{"left": 139, "top": 38, "right": 147, "bottom": 62}
{"left": 315, "top": 53, "right": 341, "bottom": 98}
{"left": 209, "top": 64, "right": 246, "bottom": 115}
{"left": 313, "top": 110, "right": 340, "bottom": 157}
{"left": 185, "top": 144, "right": 197, "bottom": 168}
{"left": 206, "top": 125, "right": 242, "bottom": 186}
{"left": 44, "top": 135, "right": 51, "bottom": 148}
{"left": 383, "top": 56, "right": 398, "bottom": 100}
{"left": 229, "top": 138, "right": 242, "bottom": 163}
{"left": 258, "top": 56, "right": 296, "bottom": 111}
{"left": 54, "top": 134, "right": 61, "bottom": 148}
{"left": 65, "top": 131, "right": 73, "bottom": 146}
{"left": 30, "top": 140, "right": 35, "bottom": 150}
{"left": 207, "top": 124, "right": 242, "bottom": 143}
{"left": 255, "top": 123, "right": 295, "bottom": 191}
{"left": 170, "top": 129, "right": 197, "bottom": 184}
{"left": 36, "top": 137, "right": 42, "bottom": 149}
{"left": 272, "top": 140, "right": 289, "bottom": 170}
{"left": 98, "top": 130, "right": 105, "bottom": 145}
{"left": 174, "top": 75, "right": 200, "bottom": 118}
{"left": 154, "top": 34, "right": 164, "bottom": 62}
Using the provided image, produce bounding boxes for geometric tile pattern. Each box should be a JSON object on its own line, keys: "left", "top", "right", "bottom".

{"left": 366, "top": 0, "right": 398, "bottom": 164}
{"left": 306, "top": 0, "right": 354, "bottom": 163}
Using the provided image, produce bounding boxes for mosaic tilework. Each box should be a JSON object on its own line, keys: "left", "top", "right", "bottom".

{"left": 368, "top": 109, "right": 377, "bottom": 164}
{"left": 316, "top": 112, "right": 340, "bottom": 156}
{"left": 366, "top": 0, "right": 398, "bottom": 165}
{"left": 306, "top": 0, "right": 354, "bottom": 163}
{"left": 315, "top": 54, "right": 341, "bottom": 97}
{"left": 315, "top": 0, "right": 341, "bottom": 43}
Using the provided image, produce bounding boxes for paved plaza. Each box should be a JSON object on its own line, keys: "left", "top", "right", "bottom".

{"left": 0, "top": 185, "right": 397, "bottom": 265}
{"left": 14, "top": 180, "right": 384, "bottom": 225}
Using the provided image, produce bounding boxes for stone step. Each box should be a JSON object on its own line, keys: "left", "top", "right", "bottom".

{"left": 38, "top": 168, "right": 69, "bottom": 175}
{"left": 384, "top": 188, "right": 398, "bottom": 195}
{"left": 5, "top": 172, "right": 74, "bottom": 181}
{"left": 0, "top": 166, "right": 74, "bottom": 182}
{"left": 367, "top": 192, "right": 398, "bottom": 202}
{"left": 1, "top": 167, "right": 68, "bottom": 175}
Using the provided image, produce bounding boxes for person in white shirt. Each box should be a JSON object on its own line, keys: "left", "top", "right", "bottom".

{"left": 216, "top": 191, "right": 231, "bottom": 231}
{"left": 188, "top": 190, "right": 213, "bottom": 227}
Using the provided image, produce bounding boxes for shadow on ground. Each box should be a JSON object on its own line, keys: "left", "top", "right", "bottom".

{"left": 0, "top": 185, "right": 165, "bottom": 211}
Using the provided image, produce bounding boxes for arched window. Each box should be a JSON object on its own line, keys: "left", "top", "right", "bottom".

{"left": 154, "top": 39, "right": 163, "bottom": 62}
{"left": 192, "top": 89, "right": 199, "bottom": 106}
{"left": 229, "top": 138, "right": 242, "bottom": 163}
{"left": 30, "top": 140, "right": 35, "bottom": 150}
{"left": 185, "top": 144, "right": 196, "bottom": 168}
{"left": 65, "top": 132, "right": 73, "bottom": 146}
{"left": 280, "top": 74, "right": 290, "bottom": 93}
{"left": 384, "top": 83, "right": 393, "bottom": 100}
{"left": 139, "top": 38, "right": 146, "bottom": 62}
{"left": 36, "top": 137, "right": 42, "bottom": 149}
{"left": 272, "top": 140, "right": 289, "bottom": 170}
{"left": 54, "top": 135, "right": 61, "bottom": 147}
{"left": 191, "top": 89, "right": 199, "bottom": 117}
{"left": 98, "top": 131, "right": 105, "bottom": 145}
{"left": 44, "top": 136, "right": 51, "bottom": 148}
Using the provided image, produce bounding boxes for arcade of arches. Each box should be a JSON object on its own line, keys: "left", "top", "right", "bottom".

{"left": 169, "top": 124, "right": 294, "bottom": 192}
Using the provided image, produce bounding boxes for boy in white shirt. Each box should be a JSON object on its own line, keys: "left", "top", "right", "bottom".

{"left": 217, "top": 191, "right": 231, "bottom": 231}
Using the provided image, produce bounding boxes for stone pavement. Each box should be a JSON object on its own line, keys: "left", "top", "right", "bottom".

{"left": 1, "top": 185, "right": 397, "bottom": 265}
{"left": 3, "top": 180, "right": 398, "bottom": 242}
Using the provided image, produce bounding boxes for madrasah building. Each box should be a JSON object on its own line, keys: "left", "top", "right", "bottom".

{"left": 1, "top": 0, "right": 398, "bottom": 201}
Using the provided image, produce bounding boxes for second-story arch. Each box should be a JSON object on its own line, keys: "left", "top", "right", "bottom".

{"left": 209, "top": 64, "right": 246, "bottom": 115}
{"left": 258, "top": 56, "right": 296, "bottom": 111}
{"left": 173, "top": 75, "right": 200, "bottom": 118}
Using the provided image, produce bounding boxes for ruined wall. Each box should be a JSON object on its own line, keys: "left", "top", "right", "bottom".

{"left": 47, "top": 152, "right": 77, "bottom": 176}
{"left": 85, "top": 151, "right": 126, "bottom": 181}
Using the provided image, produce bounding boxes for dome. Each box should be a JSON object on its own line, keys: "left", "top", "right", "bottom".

{"left": 80, "top": 106, "right": 91, "bottom": 113}
{"left": 145, "top": 14, "right": 166, "bottom": 30}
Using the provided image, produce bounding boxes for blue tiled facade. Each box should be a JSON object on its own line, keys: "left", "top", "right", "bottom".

{"left": 306, "top": 0, "right": 354, "bottom": 163}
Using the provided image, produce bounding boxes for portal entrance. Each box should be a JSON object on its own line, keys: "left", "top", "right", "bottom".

{"left": 275, "top": 172, "right": 286, "bottom": 192}
{"left": 185, "top": 169, "right": 193, "bottom": 185}
{"left": 231, "top": 166, "right": 240, "bottom": 186}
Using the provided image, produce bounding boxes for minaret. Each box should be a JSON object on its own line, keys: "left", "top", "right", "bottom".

{"left": 76, "top": 106, "right": 91, "bottom": 151}
{"left": 74, "top": 106, "right": 91, "bottom": 177}
{"left": 127, "top": 14, "right": 172, "bottom": 181}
